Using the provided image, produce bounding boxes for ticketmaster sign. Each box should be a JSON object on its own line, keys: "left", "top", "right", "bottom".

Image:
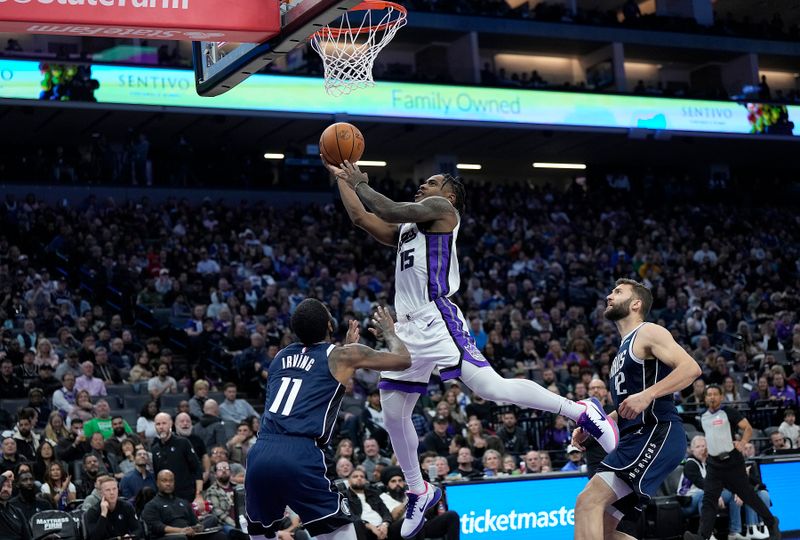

{"left": 0, "top": 59, "right": 797, "bottom": 136}
{"left": 444, "top": 474, "right": 588, "bottom": 540}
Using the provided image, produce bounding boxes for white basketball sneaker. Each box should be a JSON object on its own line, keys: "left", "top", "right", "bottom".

{"left": 576, "top": 397, "right": 619, "bottom": 453}
{"left": 401, "top": 481, "right": 442, "bottom": 539}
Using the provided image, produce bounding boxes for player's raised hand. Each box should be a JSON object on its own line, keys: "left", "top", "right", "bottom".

{"left": 369, "top": 305, "right": 396, "bottom": 339}
{"left": 320, "top": 154, "right": 345, "bottom": 179}
{"left": 340, "top": 160, "right": 369, "bottom": 190}
{"left": 345, "top": 319, "right": 360, "bottom": 345}
{"left": 571, "top": 427, "right": 589, "bottom": 451}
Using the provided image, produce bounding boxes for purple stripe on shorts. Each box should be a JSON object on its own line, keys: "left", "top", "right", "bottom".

{"left": 434, "top": 297, "right": 490, "bottom": 368}
{"left": 378, "top": 379, "right": 428, "bottom": 394}
{"left": 426, "top": 234, "right": 452, "bottom": 303}
{"left": 440, "top": 365, "right": 462, "bottom": 381}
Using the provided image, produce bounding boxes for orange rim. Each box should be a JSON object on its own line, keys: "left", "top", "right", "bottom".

{"left": 312, "top": 0, "right": 407, "bottom": 39}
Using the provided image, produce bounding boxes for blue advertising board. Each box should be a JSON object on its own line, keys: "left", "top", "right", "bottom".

{"left": 444, "top": 474, "right": 588, "bottom": 540}
{"left": 758, "top": 458, "right": 800, "bottom": 532}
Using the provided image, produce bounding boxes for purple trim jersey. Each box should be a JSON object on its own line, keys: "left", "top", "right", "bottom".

{"left": 394, "top": 217, "right": 461, "bottom": 317}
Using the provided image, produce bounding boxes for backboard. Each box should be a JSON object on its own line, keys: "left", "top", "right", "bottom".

{"left": 192, "top": 0, "right": 362, "bottom": 96}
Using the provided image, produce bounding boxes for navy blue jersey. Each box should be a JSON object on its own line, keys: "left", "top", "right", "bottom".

{"left": 260, "top": 342, "right": 344, "bottom": 445}
{"left": 609, "top": 323, "right": 680, "bottom": 433}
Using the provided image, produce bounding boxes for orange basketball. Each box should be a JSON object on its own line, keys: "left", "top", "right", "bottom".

{"left": 319, "top": 122, "right": 365, "bottom": 166}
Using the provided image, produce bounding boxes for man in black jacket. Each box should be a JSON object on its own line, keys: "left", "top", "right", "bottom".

{"left": 55, "top": 418, "right": 91, "bottom": 463}
{"left": 346, "top": 468, "right": 393, "bottom": 540}
{"left": 85, "top": 477, "right": 142, "bottom": 540}
{"left": 142, "top": 470, "right": 225, "bottom": 540}
{"left": 10, "top": 470, "right": 52, "bottom": 523}
{"left": 151, "top": 413, "right": 205, "bottom": 507}
{"left": 496, "top": 410, "right": 529, "bottom": 457}
{"left": 0, "top": 471, "right": 31, "bottom": 540}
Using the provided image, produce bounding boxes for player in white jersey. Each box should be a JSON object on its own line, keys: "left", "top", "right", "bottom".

{"left": 325, "top": 159, "right": 619, "bottom": 539}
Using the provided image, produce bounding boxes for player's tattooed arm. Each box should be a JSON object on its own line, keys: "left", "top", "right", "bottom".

{"left": 355, "top": 189, "right": 454, "bottom": 224}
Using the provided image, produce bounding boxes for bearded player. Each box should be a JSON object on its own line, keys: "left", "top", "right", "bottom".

{"left": 326, "top": 158, "right": 619, "bottom": 539}
{"left": 572, "top": 279, "right": 701, "bottom": 540}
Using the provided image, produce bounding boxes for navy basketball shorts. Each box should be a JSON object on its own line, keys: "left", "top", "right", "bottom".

{"left": 245, "top": 434, "right": 352, "bottom": 536}
{"left": 598, "top": 421, "right": 686, "bottom": 513}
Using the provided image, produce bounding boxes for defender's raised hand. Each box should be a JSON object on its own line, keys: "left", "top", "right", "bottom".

{"left": 345, "top": 319, "right": 360, "bottom": 345}
{"left": 369, "top": 305, "right": 396, "bottom": 339}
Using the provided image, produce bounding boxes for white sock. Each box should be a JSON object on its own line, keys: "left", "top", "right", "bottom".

{"left": 380, "top": 389, "right": 425, "bottom": 493}
{"left": 315, "top": 523, "right": 358, "bottom": 540}
{"left": 460, "top": 363, "right": 586, "bottom": 421}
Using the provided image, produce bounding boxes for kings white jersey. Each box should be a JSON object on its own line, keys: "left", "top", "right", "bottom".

{"left": 394, "top": 219, "right": 461, "bottom": 317}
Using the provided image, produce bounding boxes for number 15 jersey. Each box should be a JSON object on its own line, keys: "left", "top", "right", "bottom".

{"left": 609, "top": 322, "right": 681, "bottom": 433}
{"left": 260, "top": 342, "right": 344, "bottom": 446}
{"left": 394, "top": 219, "right": 461, "bottom": 317}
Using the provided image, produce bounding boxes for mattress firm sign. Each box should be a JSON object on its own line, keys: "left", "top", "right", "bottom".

{"left": 0, "top": 59, "right": 797, "bottom": 136}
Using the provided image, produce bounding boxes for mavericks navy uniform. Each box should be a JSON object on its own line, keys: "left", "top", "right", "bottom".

{"left": 598, "top": 323, "right": 686, "bottom": 510}
{"left": 245, "top": 342, "right": 352, "bottom": 536}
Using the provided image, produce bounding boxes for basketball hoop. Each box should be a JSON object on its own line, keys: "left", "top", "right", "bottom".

{"left": 310, "top": 1, "right": 407, "bottom": 97}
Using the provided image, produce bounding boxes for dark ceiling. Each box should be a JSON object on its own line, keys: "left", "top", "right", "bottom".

{"left": 0, "top": 99, "right": 796, "bottom": 182}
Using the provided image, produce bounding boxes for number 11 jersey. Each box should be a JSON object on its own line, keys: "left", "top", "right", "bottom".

{"left": 608, "top": 322, "right": 681, "bottom": 434}
{"left": 260, "top": 342, "right": 344, "bottom": 445}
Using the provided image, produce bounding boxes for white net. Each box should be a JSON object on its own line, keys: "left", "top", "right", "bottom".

{"left": 310, "top": 1, "right": 407, "bottom": 97}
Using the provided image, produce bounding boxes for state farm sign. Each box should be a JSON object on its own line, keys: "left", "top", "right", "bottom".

{"left": 0, "top": 0, "right": 281, "bottom": 42}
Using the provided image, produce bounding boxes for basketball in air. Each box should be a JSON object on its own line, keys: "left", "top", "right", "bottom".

{"left": 320, "top": 122, "right": 365, "bottom": 166}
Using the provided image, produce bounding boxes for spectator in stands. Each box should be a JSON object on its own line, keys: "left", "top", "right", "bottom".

{"left": 761, "top": 432, "right": 788, "bottom": 456}
{"left": 148, "top": 363, "right": 178, "bottom": 400}
{"left": 151, "top": 413, "right": 204, "bottom": 506}
{"left": 94, "top": 347, "right": 122, "bottom": 385}
{"left": 749, "top": 376, "right": 771, "bottom": 404}
{"left": 335, "top": 457, "right": 354, "bottom": 480}
{"left": 143, "top": 469, "right": 226, "bottom": 540}
{"left": 561, "top": 445, "right": 585, "bottom": 472}
{"left": 346, "top": 468, "right": 393, "bottom": 540}
{"left": 104, "top": 415, "right": 140, "bottom": 456}
{"left": 676, "top": 435, "right": 738, "bottom": 524}
{"left": 34, "top": 338, "right": 59, "bottom": 369}
{"left": 204, "top": 460, "right": 242, "bottom": 537}
{"left": 17, "top": 319, "right": 37, "bottom": 352}
{"left": 128, "top": 351, "right": 154, "bottom": 384}
{"left": 496, "top": 410, "right": 529, "bottom": 457}
{"left": 482, "top": 449, "right": 503, "bottom": 477}
{"left": 209, "top": 446, "right": 244, "bottom": 486}
{"left": 196, "top": 249, "right": 221, "bottom": 275}
{"left": 542, "top": 414, "right": 570, "bottom": 451}
{"left": 120, "top": 448, "right": 156, "bottom": 503}
{"left": 189, "top": 379, "right": 210, "bottom": 420}
{"left": 16, "top": 351, "right": 39, "bottom": 389}
{"left": 361, "top": 438, "right": 391, "bottom": 483}
{"left": 26, "top": 387, "right": 51, "bottom": 429}
{"left": 523, "top": 449, "right": 542, "bottom": 474}
{"left": 79, "top": 335, "right": 97, "bottom": 364}
{"left": 75, "top": 361, "right": 107, "bottom": 397}
{"left": 1, "top": 438, "right": 21, "bottom": 474}
{"left": 174, "top": 412, "right": 210, "bottom": 479}
{"left": 33, "top": 363, "right": 60, "bottom": 395}
{"left": 84, "top": 401, "right": 130, "bottom": 439}
{"left": 219, "top": 383, "right": 257, "bottom": 423}
{"left": 54, "top": 350, "right": 81, "bottom": 382}
{"left": 32, "top": 441, "right": 57, "bottom": 484}
{"left": 0, "top": 358, "right": 25, "bottom": 398}
{"left": 684, "top": 378, "right": 708, "bottom": 411}
{"left": 196, "top": 399, "right": 233, "bottom": 450}
{"left": 465, "top": 417, "right": 492, "bottom": 460}
{"left": 89, "top": 431, "right": 121, "bottom": 478}
{"left": 41, "top": 461, "right": 76, "bottom": 510}
{"left": 0, "top": 471, "right": 31, "bottom": 540}
{"left": 43, "top": 411, "right": 69, "bottom": 447}
{"left": 116, "top": 439, "right": 137, "bottom": 474}
{"left": 454, "top": 447, "right": 482, "bottom": 480}
{"left": 12, "top": 408, "right": 40, "bottom": 460}
{"left": 10, "top": 470, "right": 52, "bottom": 523}
{"left": 85, "top": 476, "right": 142, "bottom": 540}
{"left": 540, "top": 368, "right": 567, "bottom": 395}
{"left": 778, "top": 410, "right": 799, "bottom": 447}
{"left": 226, "top": 421, "right": 254, "bottom": 467}
{"left": 769, "top": 367, "right": 796, "bottom": 405}
{"left": 55, "top": 417, "right": 90, "bottom": 463}
{"left": 136, "top": 401, "right": 159, "bottom": 442}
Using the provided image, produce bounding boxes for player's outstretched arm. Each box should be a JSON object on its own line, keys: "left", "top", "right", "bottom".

{"left": 330, "top": 306, "right": 411, "bottom": 384}
{"left": 338, "top": 160, "right": 456, "bottom": 224}
{"left": 323, "top": 156, "right": 398, "bottom": 246}
{"left": 618, "top": 324, "right": 702, "bottom": 419}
